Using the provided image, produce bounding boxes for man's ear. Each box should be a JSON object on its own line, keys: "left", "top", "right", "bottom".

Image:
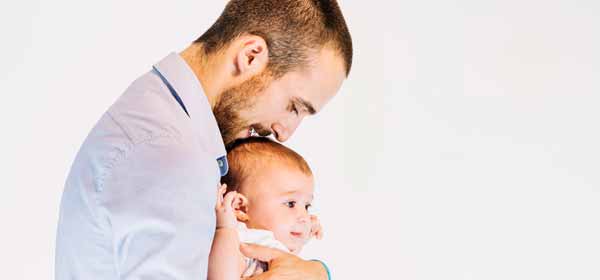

{"left": 233, "top": 193, "right": 250, "bottom": 222}
{"left": 234, "top": 35, "right": 269, "bottom": 78}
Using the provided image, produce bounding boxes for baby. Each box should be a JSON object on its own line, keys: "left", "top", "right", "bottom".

{"left": 208, "top": 137, "right": 323, "bottom": 279}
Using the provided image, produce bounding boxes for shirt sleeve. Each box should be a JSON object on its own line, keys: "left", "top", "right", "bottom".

{"left": 97, "top": 134, "right": 220, "bottom": 279}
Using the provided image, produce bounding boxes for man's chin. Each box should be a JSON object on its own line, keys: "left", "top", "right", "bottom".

{"left": 227, "top": 127, "right": 252, "bottom": 144}
{"left": 225, "top": 126, "right": 270, "bottom": 145}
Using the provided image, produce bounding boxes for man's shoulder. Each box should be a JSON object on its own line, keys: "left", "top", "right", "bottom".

{"left": 106, "top": 70, "right": 191, "bottom": 145}
{"left": 68, "top": 70, "right": 202, "bottom": 190}
{"left": 70, "top": 108, "right": 216, "bottom": 195}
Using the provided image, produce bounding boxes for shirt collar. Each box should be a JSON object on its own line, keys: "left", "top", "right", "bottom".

{"left": 153, "top": 52, "right": 228, "bottom": 175}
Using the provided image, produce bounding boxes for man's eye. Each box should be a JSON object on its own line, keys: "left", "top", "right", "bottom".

{"left": 291, "top": 105, "right": 299, "bottom": 115}
{"left": 285, "top": 201, "right": 296, "bottom": 208}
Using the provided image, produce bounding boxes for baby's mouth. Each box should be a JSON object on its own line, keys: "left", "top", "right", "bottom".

{"left": 290, "top": 231, "right": 305, "bottom": 239}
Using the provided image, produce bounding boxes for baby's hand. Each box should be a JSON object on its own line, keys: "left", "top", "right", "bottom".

{"left": 309, "top": 214, "right": 324, "bottom": 240}
{"left": 215, "top": 184, "right": 246, "bottom": 229}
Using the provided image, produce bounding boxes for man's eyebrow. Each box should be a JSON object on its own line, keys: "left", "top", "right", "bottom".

{"left": 293, "top": 97, "right": 316, "bottom": 115}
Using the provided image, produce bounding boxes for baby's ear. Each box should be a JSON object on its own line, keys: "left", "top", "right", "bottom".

{"left": 233, "top": 194, "right": 249, "bottom": 222}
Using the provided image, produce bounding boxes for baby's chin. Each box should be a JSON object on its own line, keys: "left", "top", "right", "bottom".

{"left": 288, "top": 245, "right": 303, "bottom": 255}
{"left": 284, "top": 240, "right": 306, "bottom": 255}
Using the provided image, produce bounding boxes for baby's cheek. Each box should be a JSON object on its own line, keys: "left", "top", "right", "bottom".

{"left": 275, "top": 227, "right": 296, "bottom": 247}
{"left": 272, "top": 226, "right": 288, "bottom": 241}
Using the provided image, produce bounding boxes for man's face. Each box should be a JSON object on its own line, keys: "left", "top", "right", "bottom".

{"left": 240, "top": 162, "right": 315, "bottom": 254}
{"left": 213, "top": 47, "right": 347, "bottom": 145}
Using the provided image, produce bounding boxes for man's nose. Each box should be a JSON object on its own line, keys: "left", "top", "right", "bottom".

{"left": 271, "top": 120, "right": 300, "bottom": 142}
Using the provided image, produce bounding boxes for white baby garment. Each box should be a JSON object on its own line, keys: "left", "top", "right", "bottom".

{"left": 237, "top": 222, "right": 289, "bottom": 277}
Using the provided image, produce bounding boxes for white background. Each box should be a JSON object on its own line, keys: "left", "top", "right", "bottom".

{"left": 1, "top": 0, "right": 599, "bottom": 279}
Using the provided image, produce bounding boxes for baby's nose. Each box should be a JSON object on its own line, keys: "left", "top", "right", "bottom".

{"left": 297, "top": 213, "right": 310, "bottom": 224}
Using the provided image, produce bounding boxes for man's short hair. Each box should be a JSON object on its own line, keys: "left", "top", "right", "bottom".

{"left": 221, "top": 137, "right": 312, "bottom": 193}
{"left": 195, "top": 0, "right": 353, "bottom": 78}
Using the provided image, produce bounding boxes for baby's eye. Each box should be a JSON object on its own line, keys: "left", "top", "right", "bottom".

{"left": 305, "top": 203, "right": 312, "bottom": 210}
{"left": 285, "top": 201, "right": 296, "bottom": 208}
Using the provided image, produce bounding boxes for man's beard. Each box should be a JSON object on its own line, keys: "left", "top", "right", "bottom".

{"left": 213, "top": 71, "right": 273, "bottom": 146}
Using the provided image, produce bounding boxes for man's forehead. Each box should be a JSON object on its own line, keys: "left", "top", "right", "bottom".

{"left": 277, "top": 62, "right": 344, "bottom": 114}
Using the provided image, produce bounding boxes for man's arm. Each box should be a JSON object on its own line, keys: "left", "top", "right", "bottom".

{"left": 100, "top": 137, "right": 220, "bottom": 279}
{"left": 240, "top": 243, "right": 329, "bottom": 280}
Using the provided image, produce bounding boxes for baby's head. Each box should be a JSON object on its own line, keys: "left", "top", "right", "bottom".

{"left": 222, "top": 137, "right": 314, "bottom": 254}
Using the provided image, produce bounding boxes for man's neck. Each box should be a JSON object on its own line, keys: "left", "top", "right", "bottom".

{"left": 180, "top": 44, "right": 223, "bottom": 109}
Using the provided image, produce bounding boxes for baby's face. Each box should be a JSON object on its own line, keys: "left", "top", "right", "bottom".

{"left": 240, "top": 162, "right": 314, "bottom": 254}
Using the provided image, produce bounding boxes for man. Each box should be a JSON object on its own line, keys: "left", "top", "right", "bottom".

{"left": 55, "top": 0, "right": 352, "bottom": 279}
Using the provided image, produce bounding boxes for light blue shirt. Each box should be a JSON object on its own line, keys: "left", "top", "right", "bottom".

{"left": 55, "top": 53, "right": 228, "bottom": 279}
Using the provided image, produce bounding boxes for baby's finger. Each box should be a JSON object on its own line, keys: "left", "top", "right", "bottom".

{"left": 316, "top": 227, "right": 324, "bottom": 239}
{"left": 216, "top": 184, "right": 227, "bottom": 206}
{"left": 310, "top": 214, "right": 319, "bottom": 223}
{"left": 309, "top": 215, "right": 323, "bottom": 239}
{"left": 219, "top": 184, "right": 227, "bottom": 198}
{"left": 223, "top": 191, "right": 238, "bottom": 210}
{"left": 311, "top": 225, "right": 323, "bottom": 239}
